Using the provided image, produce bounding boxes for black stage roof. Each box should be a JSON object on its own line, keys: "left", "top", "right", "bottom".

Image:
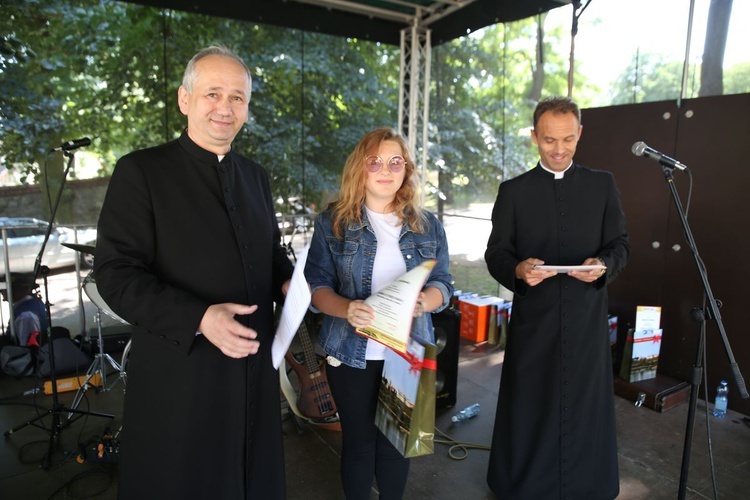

{"left": 119, "top": 0, "right": 572, "bottom": 46}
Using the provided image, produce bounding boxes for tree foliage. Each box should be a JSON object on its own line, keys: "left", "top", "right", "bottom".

{"left": 427, "top": 16, "right": 573, "bottom": 209}
{"left": 610, "top": 52, "right": 684, "bottom": 105}
{"left": 3, "top": 0, "right": 744, "bottom": 215}
{"left": 0, "top": 0, "right": 399, "bottom": 209}
{"left": 700, "top": 0, "right": 733, "bottom": 97}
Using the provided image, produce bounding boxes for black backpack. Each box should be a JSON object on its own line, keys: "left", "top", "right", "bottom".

{"left": 0, "top": 345, "right": 35, "bottom": 377}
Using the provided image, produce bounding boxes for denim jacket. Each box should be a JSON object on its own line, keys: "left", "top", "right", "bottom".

{"left": 305, "top": 207, "right": 454, "bottom": 369}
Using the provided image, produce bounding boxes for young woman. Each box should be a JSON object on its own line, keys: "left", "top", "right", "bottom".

{"left": 305, "top": 127, "right": 453, "bottom": 499}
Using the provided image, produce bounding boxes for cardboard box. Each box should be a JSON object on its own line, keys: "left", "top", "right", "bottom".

{"left": 43, "top": 373, "right": 102, "bottom": 395}
{"left": 458, "top": 296, "right": 504, "bottom": 343}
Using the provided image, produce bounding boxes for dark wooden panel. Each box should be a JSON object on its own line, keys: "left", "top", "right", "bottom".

{"left": 576, "top": 94, "right": 750, "bottom": 416}
{"left": 663, "top": 94, "right": 750, "bottom": 414}
{"left": 576, "top": 101, "right": 676, "bottom": 371}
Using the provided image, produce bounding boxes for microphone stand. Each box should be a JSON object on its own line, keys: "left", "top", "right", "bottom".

{"left": 2, "top": 149, "right": 114, "bottom": 470}
{"left": 660, "top": 165, "right": 749, "bottom": 500}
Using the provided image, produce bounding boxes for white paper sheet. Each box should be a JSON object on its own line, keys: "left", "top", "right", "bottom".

{"left": 533, "top": 264, "right": 606, "bottom": 273}
{"left": 356, "top": 259, "right": 436, "bottom": 354}
{"left": 271, "top": 245, "right": 312, "bottom": 369}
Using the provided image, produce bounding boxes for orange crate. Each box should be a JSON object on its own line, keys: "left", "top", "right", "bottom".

{"left": 458, "top": 296, "right": 503, "bottom": 343}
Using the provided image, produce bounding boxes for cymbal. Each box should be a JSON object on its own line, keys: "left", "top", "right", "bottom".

{"left": 62, "top": 242, "right": 96, "bottom": 255}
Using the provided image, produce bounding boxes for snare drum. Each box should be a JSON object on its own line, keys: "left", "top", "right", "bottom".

{"left": 82, "top": 271, "right": 129, "bottom": 324}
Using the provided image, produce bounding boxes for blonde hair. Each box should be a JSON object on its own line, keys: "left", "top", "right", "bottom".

{"left": 329, "top": 127, "right": 424, "bottom": 238}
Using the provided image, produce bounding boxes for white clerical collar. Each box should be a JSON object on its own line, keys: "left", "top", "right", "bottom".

{"left": 218, "top": 154, "right": 225, "bottom": 162}
{"left": 539, "top": 160, "right": 572, "bottom": 179}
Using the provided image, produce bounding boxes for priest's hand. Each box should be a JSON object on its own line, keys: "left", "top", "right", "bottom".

{"left": 516, "top": 258, "right": 557, "bottom": 287}
{"left": 569, "top": 257, "right": 606, "bottom": 284}
{"left": 199, "top": 303, "right": 260, "bottom": 358}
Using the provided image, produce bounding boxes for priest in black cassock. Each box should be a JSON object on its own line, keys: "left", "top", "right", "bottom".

{"left": 95, "top": 46, "right": 294, "bottom": 499}
{"left": 485, "top": 96, "right": 629, "bottom": 499}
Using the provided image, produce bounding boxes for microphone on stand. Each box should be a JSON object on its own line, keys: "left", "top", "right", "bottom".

{"left": 631, "top": 141, "right": 687, "bottom": 171}
{"left": 50, "top": 137, "right": 91, "bottom": 153}
{"left": 631, "top": 141, "right": 687, "bottom": 170}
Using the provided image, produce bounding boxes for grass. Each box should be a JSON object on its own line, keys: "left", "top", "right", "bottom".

{"left": 449, "top": 256, "right": 503, "bottom": 298}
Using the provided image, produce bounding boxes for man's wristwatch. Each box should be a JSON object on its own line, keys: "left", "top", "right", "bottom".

{"left": 595, "top": 258, "right": 606, "bottom": 275}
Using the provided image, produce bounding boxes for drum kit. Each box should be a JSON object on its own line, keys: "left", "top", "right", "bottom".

{"left": 62, "top": 243, "right": 131, "bottom": 417}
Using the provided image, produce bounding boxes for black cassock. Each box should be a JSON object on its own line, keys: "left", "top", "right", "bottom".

{"left": 95, "top": 132, "right": 294, "bottom": 499}
{"left": 485, "top": 164, "right": 629, "bottom": 499}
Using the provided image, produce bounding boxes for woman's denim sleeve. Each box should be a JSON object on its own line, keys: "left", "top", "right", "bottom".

{"left": 304, "top": 213, "right": 338, "bottom": 298}
{"left": 424, "top": 212, "right": 453, "bottom": 313}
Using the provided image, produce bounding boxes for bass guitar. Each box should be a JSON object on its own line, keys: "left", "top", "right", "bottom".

{"left": 285, "top": 317, "right": 339, "bottom": 423}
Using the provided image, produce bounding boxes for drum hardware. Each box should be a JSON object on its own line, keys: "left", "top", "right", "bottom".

{"left": 4, "top": 151, "right": 113, "bottom": 470}
{"left": 68, "top": 270, "right": 129, "bottom": 420}
{"left": 120, "top": 338, "right": 131, "bottom": 387}
{"left": 61, "top": 242, "right": 97, "bottom": 255}
{"left": 111, "top": 339, "right": 131, "bottom": 439}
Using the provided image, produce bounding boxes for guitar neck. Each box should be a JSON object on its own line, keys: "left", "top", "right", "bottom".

{"left": 298, "top": 321, "right": 320, "bottom": 377}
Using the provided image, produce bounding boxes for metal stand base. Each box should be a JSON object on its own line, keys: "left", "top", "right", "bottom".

{"left": 68, "top": 308, "right": 126, "bottom": 421}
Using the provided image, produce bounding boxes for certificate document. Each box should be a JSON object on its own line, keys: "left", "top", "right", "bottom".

{"left": 271, "top": 245, "right": 312, "bottom": 369}
{"left": 356, "top": 259, "right": 437, "bottom": 354}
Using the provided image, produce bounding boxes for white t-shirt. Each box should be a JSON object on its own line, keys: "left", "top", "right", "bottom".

{"left": 364, "top": 208, "right": 406, "bottom": 360}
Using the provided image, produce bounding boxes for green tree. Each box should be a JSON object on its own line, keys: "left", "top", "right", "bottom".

{"left": 724, "top": 62, "right": 750, "bottom": 94}
{"left": 2, "top": 0, "right": 593, "bottom": 220}
{"left": 610, "top": 52, "right": 683, "bottom": 105}
{"left": 0, "top": 0, "right": 401, "bottom": 213}
{"left": 700, "top": 0, "right": 733, "bottom": 97}
{"left": 427, "top": 16, "right": 574, "bottom": 211}
{"left": 240, "top": 30, "right": 398, "bottom": 209}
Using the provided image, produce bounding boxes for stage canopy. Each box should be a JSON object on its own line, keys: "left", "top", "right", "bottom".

{"left": 119, "top": 0, "right": 572, "bottom": 46}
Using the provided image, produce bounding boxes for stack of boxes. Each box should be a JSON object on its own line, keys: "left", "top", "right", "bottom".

{"left": 454, "top": 293, "right": 508, "bottom": 344}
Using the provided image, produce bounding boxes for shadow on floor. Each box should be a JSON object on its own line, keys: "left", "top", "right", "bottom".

{"left": 1, "top": 335, "right": 749, "bottom": 499}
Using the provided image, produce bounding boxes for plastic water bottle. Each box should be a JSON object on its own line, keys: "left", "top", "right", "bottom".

{"left": 712, "top": 380, "right": 728, "bottom": 418}
{"left": 451, "top": 403, "right": 480, "bottom": 423}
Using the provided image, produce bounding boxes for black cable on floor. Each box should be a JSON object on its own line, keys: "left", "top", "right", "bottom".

{"left": 46, "top": 465, "right": 116, "bottom": 499}
{"left": 434, "top": 426, "right": 491, "bottom": 460}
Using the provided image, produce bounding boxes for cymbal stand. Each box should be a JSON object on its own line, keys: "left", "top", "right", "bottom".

{"left": 68, "top": 307, "right": 125, "bottom": 421}
{"left": 3, "top": 266, "right": 114, "bottom": 469}
{"left": 3, "top": 149, "right": 114, "bottom": 470}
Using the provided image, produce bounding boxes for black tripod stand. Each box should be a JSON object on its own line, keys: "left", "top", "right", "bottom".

{"left": 2, "top": 147, "right": 113, "bottom": 469}
{"left": 653, "top": 163, "right": 748, "bottom": 499}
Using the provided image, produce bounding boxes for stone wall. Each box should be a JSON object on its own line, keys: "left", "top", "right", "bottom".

{"left": 0, "top": 177, "right": 109, "bottom": 226}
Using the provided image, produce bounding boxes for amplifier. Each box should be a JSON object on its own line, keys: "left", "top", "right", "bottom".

{"left": 90, "top": 331, "right": 132, "bottom": 354}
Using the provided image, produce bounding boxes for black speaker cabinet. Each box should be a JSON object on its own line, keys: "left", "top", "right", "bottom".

{"left": 88, "top": 326, "right": 132, "bottom": 355}
{"left": 432, "top": 308, "right": 460, "bottom": 410}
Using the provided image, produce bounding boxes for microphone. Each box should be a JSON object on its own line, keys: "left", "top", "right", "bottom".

{"left": 631, "top": 141, "right": 687, "bottom": 171}
{"left": 50, "top": 137, "right": 91, "bottom": 152}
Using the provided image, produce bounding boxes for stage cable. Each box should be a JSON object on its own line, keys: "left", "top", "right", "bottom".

{"left": 433, "top": 425, "right": 491, "bottom": 460}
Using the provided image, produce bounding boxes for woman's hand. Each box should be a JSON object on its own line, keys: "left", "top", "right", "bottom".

{"left": 347, "top": 299, "right": 375, "bottom": 328}
{"left": 413, "top": 292, "right": 426, "bottom": 318}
